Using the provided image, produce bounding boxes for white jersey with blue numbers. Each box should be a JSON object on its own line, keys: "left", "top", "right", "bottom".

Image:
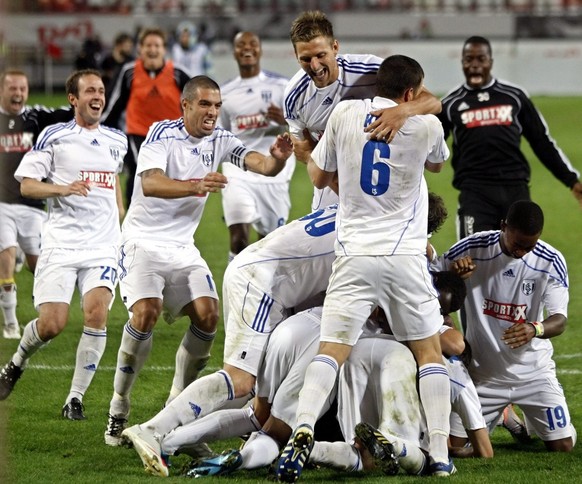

{"left": 220, "top": 71, "right": 295, "bottom": 184}
{"left": 230, "top": 204, "right": 337, "bottom": 309}
{"left": 284, "top": 53, "right": 382, "bottom": 211}
{"left": 122, "top": 119, "right": 250, "bottom": 247}
{"left": 435, "top": 231, "right": 569, "bottom": 384}
{"left": 14, "top": 120, "right": 126, "bottom": 250}
{"left": 312, "top": 97, "right": 448, "bottom": 256}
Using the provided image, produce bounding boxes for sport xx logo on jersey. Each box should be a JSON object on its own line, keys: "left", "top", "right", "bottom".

{"left": 482, "top": 298, "right": 527, "bottom": 323}
{"left": 461, "top": 104, "right": 513, "bottom": 128}
{"left": 78, "top": 171, "right": 115, "bottom": 189}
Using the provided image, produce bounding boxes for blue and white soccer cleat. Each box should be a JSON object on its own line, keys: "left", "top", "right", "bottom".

{"left": 183, "top": 449, "right": 243, "bottom": 478}
{"left": 122, "top": 424, "right": 169, "bottom": 477}
{"left": 276, "top": 424, "right": 314, "bottom": 483}
{"left": 429, "top": 457, "right": 457, "bottom": 477}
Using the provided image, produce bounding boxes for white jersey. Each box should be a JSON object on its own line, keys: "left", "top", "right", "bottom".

{"left": 121, "top": 120, "right": 250, "bottom": 247}
{"left": 312, "top": 97, "right": 448, "bottom": 256}
{"left": 284, "top": 53, "right": 382, "bottom": 211}
{"left": 171, "top": 42, "right": 210, "bottom": 77}
{"left": 435, "top": 231, "right": 569, "bottom": 384}
{"left": 230, "top": 204, "right": 337, "bottom": 309}
{"left": 220, "top": 71, "right": 295, "bottom": 184}
{"left": 14, "top": 120, "right": 126, "bottom": 250}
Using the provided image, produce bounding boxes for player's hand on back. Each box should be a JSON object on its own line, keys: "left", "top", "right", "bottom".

{"left": 364, "top": 106, "right": 407, "bottom": 143}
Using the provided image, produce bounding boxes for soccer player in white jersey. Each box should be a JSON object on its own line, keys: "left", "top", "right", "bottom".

{"left": 121, "top": 204, "right": 336, "bottom": 477}
{"left": 104, "top": 75, "right": 293, "bottom": 448}
{"left": 0, "top": 69, "right": 127, "bottom": 420}
{"left": 434, "top": 200, "right": 576, "bottom": 452}
{"left": 220, "top": 31, "right": 295, "bottom": 262}
{"left": 277, "top": 55, "right": 453, "bottom": 481}
{"left": 284, "top": 10, "right": 441, "bottom": 211}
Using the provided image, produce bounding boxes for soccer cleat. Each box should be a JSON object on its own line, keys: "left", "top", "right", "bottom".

{"left": 355, "top": 422, "right": 400, "bottom": 476}
{"left": 104, "top": 413, "right": 128, "bottom": 446}
{"left": 429, "top": 458, "right": 457, "bottom": 477}
{"left": 62, "top": 397, "right": 87, "bottom": 420}
{"left": 502, "top": 404, "right": 532, "bottom": 444}
{"left": 0, "top": 361, "right": 23, "bottom": 400}
{"left": 276, "top": 424, "right": 314, "bottom": 483}
{"left": 183, "top": 449, "right": 243, "bottom": 477}
{"left": 3, "top": 323, "right": 21, "bottom": 340}
{"left": 122, "top": 424, "right": 169, "bottom": 477}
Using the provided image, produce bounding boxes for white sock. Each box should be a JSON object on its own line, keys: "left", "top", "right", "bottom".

{"left": 144, "top": 370, "right": 235, "bottom": 435}
{"left": 295, "top": 355, "right": 339, "bottom": 428}
{"left": 161, "top": 406, "right": 260, "bottom": 455}
{"left": 109, "top": 321, "right": 152, "bottom": 418}
{"left": 309, "top": 441, "right": 362, "bottom": 471}
{"left": 239, "top": 431, "right": 280, "bottom": 469}
{"left": 382, "top": 432, "right": 427, "bottom": 475}
{"left": 418, "top": 363, "right": 451, "bottom": 464}
{"left": 166, "top": 324, "right": 215, "bottom": 404}
{"left": 12, "top": 319, "right": 45, "bottom": 368}
{"left": 66, "top": 327, "right": 107, "bottom": 403}
{"left": 0, "top": 283, "right": 18, "bottom": 326}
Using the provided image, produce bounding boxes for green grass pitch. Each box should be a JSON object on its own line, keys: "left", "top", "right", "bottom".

{"left": 0, "top": 94, "right": 581, "bottom": 483}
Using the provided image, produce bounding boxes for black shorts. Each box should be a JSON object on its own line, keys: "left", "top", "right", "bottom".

{"left": 457, "top": 183, "right": 530, "bottom": 239}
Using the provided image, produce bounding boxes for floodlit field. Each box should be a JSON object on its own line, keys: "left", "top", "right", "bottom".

{"left": 0, "top": 94, "right": 581, "bottom": 483}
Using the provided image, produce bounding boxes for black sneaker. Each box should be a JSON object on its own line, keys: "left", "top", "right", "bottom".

{"left": 355, "top": 422, "right": 400, "bottom": 476}
{"left": 62, "top": 397, "right": 86, "bottom": 420}
{"left": 104, "top": 413, "right": 128, "bottom": 446}
{"left": 0, "top": 361, "right": 23, "bottom": 400}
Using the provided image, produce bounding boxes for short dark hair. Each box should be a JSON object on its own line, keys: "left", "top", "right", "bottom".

{"left": 182, "top": 75, "right": 220, "bottom": 101}
{"left": 463, "top": 36, "right": 492, "bottom": 56}
{"left": 432, "top": 271, "right": 467, "bottom": 315}
{"left": 376, "top": 55, "right": 424, "bottom": 100}
{"left": 428, "top": 191, "right": 448, "bottom": 236}
{"left": 505, "top": 200, "right": 544, "bottom": 236}
{"left": 290, "top": 11, "right": 334, "bottom": 47}
{"left": 114, "top": 33, "right": 133, "bottom": 46}
{"left": 138, "top": 27, "right": 166, "bottom": 46}
{"left": 65, "top": 69, "right": 102, "bottom": 98}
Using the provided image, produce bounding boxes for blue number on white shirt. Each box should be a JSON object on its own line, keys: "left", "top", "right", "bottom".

{"left": 300, "top": 208, "right": 336, "bottom": 237}
{"left": 545, "top": 405, "right": 568, "bottom": 431}
{"left": 360, "top": 140, "right": 390, "bottom": 196}
{"left": 100, "top": 266, "right": 118, "bottom": 285}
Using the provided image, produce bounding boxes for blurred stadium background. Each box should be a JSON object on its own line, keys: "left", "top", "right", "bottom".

{"left": 1, "top": 0, "right": 582, "bottom": 94}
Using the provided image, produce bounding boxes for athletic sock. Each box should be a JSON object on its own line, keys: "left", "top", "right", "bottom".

{"left": 418, "top": 363, "right": 451, "bottom": 464}
{"left": 66, "top": 326, "right": 107, "bottom": 403}
{"left": 381, "top": 431, "right": 427, "bottom": 475}
{"left": 109, "top": 321, "right": 152, "bottom": 418}
{"left": 239, "top": 431, "right": 280, "bottom": 469}
{"left": 309, "top": 441, "right": 362, "bottom": 471}
{"left": 161, "top": 406, "right": 261, "bottom": 455}
{"left": 12, "top": 319, "right": 45, "bottom": 368}
{"left": 0, "top": 282, "right": 18, "bottom": 326}
{"left": 166, "top": 323, "right": 216, "bottom": 404}
{"left": 295, "top": 355, "right": 339, "bottom": 428}
{"left": 143, "top": 370, "right": 235, "bottom": 435}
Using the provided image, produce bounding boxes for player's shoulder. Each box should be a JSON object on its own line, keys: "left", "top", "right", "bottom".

{"left": 338, "top": 53, "right": 383, "bottom": 72}
{"left": 144, "top": 118, "right": 187, "bottom": 144}
{"left": 445, "top": 230, "right": 501, "bottom": 259}
{"left": 261, "top": 70, "right": 289, "bottom": 85}
{"left": 493, "top": 78, "right": 529, "bottom": 97}
{"left": 35, "top": 119, "right": 77, "bottom": 149}
{"left": 441, "top": 84, "right": 467, "bottom": 104}
{"left": 99, "top": 124, "right": 128, "bottom": 142}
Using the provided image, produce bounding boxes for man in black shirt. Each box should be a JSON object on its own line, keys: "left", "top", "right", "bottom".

{"left": 438, "top": 36, "right": 582, "bottom": 239}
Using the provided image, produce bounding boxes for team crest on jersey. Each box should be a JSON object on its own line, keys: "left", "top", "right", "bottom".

{"left": 261, "top": 90, "right": 272, "bottom": 103}
{"left": 109, "top": 146, "right": 122, "bottom": 162}
{"left": 201, "top": 150, "right": 214, "bottom": 166}
{"left": 521, "top": 279, "right": 536, "bottom": 296}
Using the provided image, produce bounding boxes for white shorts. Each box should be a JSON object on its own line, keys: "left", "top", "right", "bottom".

{"left": 475, "top": 375, "right": 573, "bottom": 442}
{"left": 221, "top": 180, "right": 290, "bottom": 235}
{"left": 222, "top": 264, "right": 288, "bottom": 375}
{"left": 33, "top": 247, "right": 118, "bottom": 309}
{"left": 446, "top": 357, "right": 487, "bottom": 433}
{"left": 118, "top": 242, "right": 218, "bottom": 318}
{"left": 0, "top": 202, "right": 46, "bottom": 254}
{"left": 338, "top": 335, "right": 427, "bottom": 448}
{"left": 257, "top": 307, "right": 328, "bottom": 427}
{"left": 321, "top": 255, "right": 442, "bottom": 345}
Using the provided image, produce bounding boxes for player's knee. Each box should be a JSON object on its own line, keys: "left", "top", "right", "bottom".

{"left": 131, "top": 303, "right": 161, "bottom": 331}
{"left": 195, "top": 308, "right": 219, "bottom": 332}
{"left": 36, "top": 318, "right": 66, "bottom": 341}
{"left": 545, "top": 437, "right": 574, "bottom": 452}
